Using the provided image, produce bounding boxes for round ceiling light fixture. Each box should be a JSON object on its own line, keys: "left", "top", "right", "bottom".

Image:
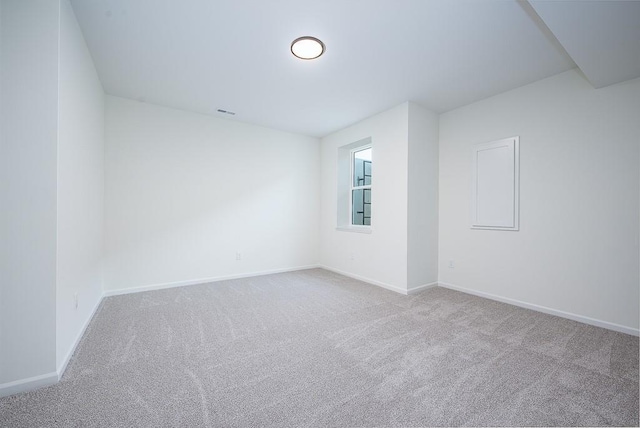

{"left": 290, "top": 36, "right": 325, "bottom": 60}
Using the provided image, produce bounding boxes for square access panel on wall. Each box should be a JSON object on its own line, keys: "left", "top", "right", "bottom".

{"left": 471, "top": 136, "right": 520, "bottom": 231}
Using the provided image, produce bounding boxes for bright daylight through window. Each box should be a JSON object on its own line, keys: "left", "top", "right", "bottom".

{"left": 351, "top": 147, "right": 372, "bottom": 226}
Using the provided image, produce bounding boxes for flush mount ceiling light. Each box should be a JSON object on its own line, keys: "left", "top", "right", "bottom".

{"left": 290, "top": 36, "right": 325, "bottom": 60}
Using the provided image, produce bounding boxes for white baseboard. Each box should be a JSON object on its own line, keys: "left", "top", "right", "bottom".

{"left": 103, "top": 265, "right": 321, "bottom": 297}
{"left": 438, "top": 281, "right": 639, "bottom": 337}
{"left": 407, "top": 282, "right": 438, "bottom": 295}
{"left": 8, "top": 270, "right": 633, "bottom": 400}
{"left": 56, "top": 294, "right": 105, "bottom": 378}
{"left": 2, "top": 265, "right": 321, "bottom": 398}
{"left": 0, "top": 371, "right": 59, "bottom": 398}
{"left": 1, "top": 294, "right": 105, "bottom": 398}
{"left": 318, "top": 265, "right": 409, "bottom": 295}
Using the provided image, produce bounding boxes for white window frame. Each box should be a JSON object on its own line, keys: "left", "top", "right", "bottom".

{"left": 349, "top": 145, "right": 372, "bottom": 228}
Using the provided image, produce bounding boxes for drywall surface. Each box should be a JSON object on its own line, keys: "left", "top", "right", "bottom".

{"left": 56, "top": 0, "right": 104, "bottom": 372}
{"left": 407, "top": 103, "right": 439, "bottom": 289}
{"left": 0, "top": 0, "right": 59, "bottom": 384}
{"left": 104, "top": 96, "right": 320, "bottom": 291}
{"left": 439, "top": 69, "right": 640, "bottom": 331}
{"left": 320, "top": 103, "right": 410, "bottom": 291}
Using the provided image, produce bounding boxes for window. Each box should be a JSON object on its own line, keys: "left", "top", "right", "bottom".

{"left": 336, "top": 137, "right": 372, "bottom": 232}
{"left": 351, "top": 147, "right": 372, "bottom": 226}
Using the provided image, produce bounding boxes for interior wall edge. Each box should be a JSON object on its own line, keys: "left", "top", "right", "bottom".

{"left": 407, "top": 282, "right": 438, "bottom": 295}
{"left": 319, "top": 265, "right": 408, "bottom": 295}
{"left": 1, "top": 264, "right": 321, "bottom": 398}
{"left": 438, "top": 281, "right": 640, "bottom": 337}
{"left": 103, "top": 265, "right": 321, "bottom": 297}
{"left": 0, "top": 371, "right": 59, "bottom": 399}
{"left": 0, "top": 289, "right": 104, "bottom": 399}
{"left": 56, "top": 293, "right": 104, "bottom": 377}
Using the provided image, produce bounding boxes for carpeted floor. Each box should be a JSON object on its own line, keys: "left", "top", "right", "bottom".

{"left": 1, "top": 268, "right": 638, "bottom": 427}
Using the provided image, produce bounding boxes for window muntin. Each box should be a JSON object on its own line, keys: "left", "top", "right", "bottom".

{"left": 351, "top": 147, "right": 372, "bottom": 226}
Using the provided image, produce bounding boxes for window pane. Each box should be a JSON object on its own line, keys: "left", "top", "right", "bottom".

{"left": 353, "top": 148, "right": 372, "bottom": 187}
{"left": 352, "top": 188, "right": 371, "bottom": 225}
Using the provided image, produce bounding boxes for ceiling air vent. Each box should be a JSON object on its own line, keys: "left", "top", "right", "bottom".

{"left": 217, "top": 109, "right": 236, "bottom": 116}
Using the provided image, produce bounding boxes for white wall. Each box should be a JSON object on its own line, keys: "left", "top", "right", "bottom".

{"left": 0, "top": 0, "right": 59, "bottom": 385}
{"left": 439, "top": 69, "right": 640, "bottom": 332}
{"left": 56, "top": 0, "right": 104, "bottom": 372}
{"left": 320, "top": 103, "right": 410, "bottom": 292}
{"left": 407, "top": 103, "right": 439, "bottom": 289}
{"left": 104, "top": 96, "right": 320, "bottom": 292}
{"left": 0, "top": 2, "right": 3, "bottom": 382}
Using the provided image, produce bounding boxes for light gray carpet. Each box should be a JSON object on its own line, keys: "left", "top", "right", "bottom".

{"left": 1, "top": 268, "right": 638, "bottom": 427}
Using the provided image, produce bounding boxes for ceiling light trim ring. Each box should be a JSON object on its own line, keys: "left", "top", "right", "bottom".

{"left": 290, "top": 36, "right": 325, "bottom": 60}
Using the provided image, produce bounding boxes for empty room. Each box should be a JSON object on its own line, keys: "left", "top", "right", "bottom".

{"left": 1, "top": 0, "right": 639, "bottom": 426}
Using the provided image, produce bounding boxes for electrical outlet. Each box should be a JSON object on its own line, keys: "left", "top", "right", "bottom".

{"left": 448, "top": 260, "right": 455, "bottom": 269}
{"left": 236, "top": 252, "right": 242, "bottom": 261}
{"left": 74, "top": 293, "right": 78, "bottom": 310}
{"left": 349, "top": 252, "right": 355, "bottom": 261}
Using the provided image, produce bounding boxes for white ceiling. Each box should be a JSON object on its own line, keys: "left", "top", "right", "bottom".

{"left": 530, "top": 0, "right": 640, "bottom": 89}
{"left": 69, "top": 0, "right": 631, "bottom": 137}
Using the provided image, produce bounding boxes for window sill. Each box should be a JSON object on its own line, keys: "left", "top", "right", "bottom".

{"left": 336, "top": 226, "right": 372, "bottom": 234}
